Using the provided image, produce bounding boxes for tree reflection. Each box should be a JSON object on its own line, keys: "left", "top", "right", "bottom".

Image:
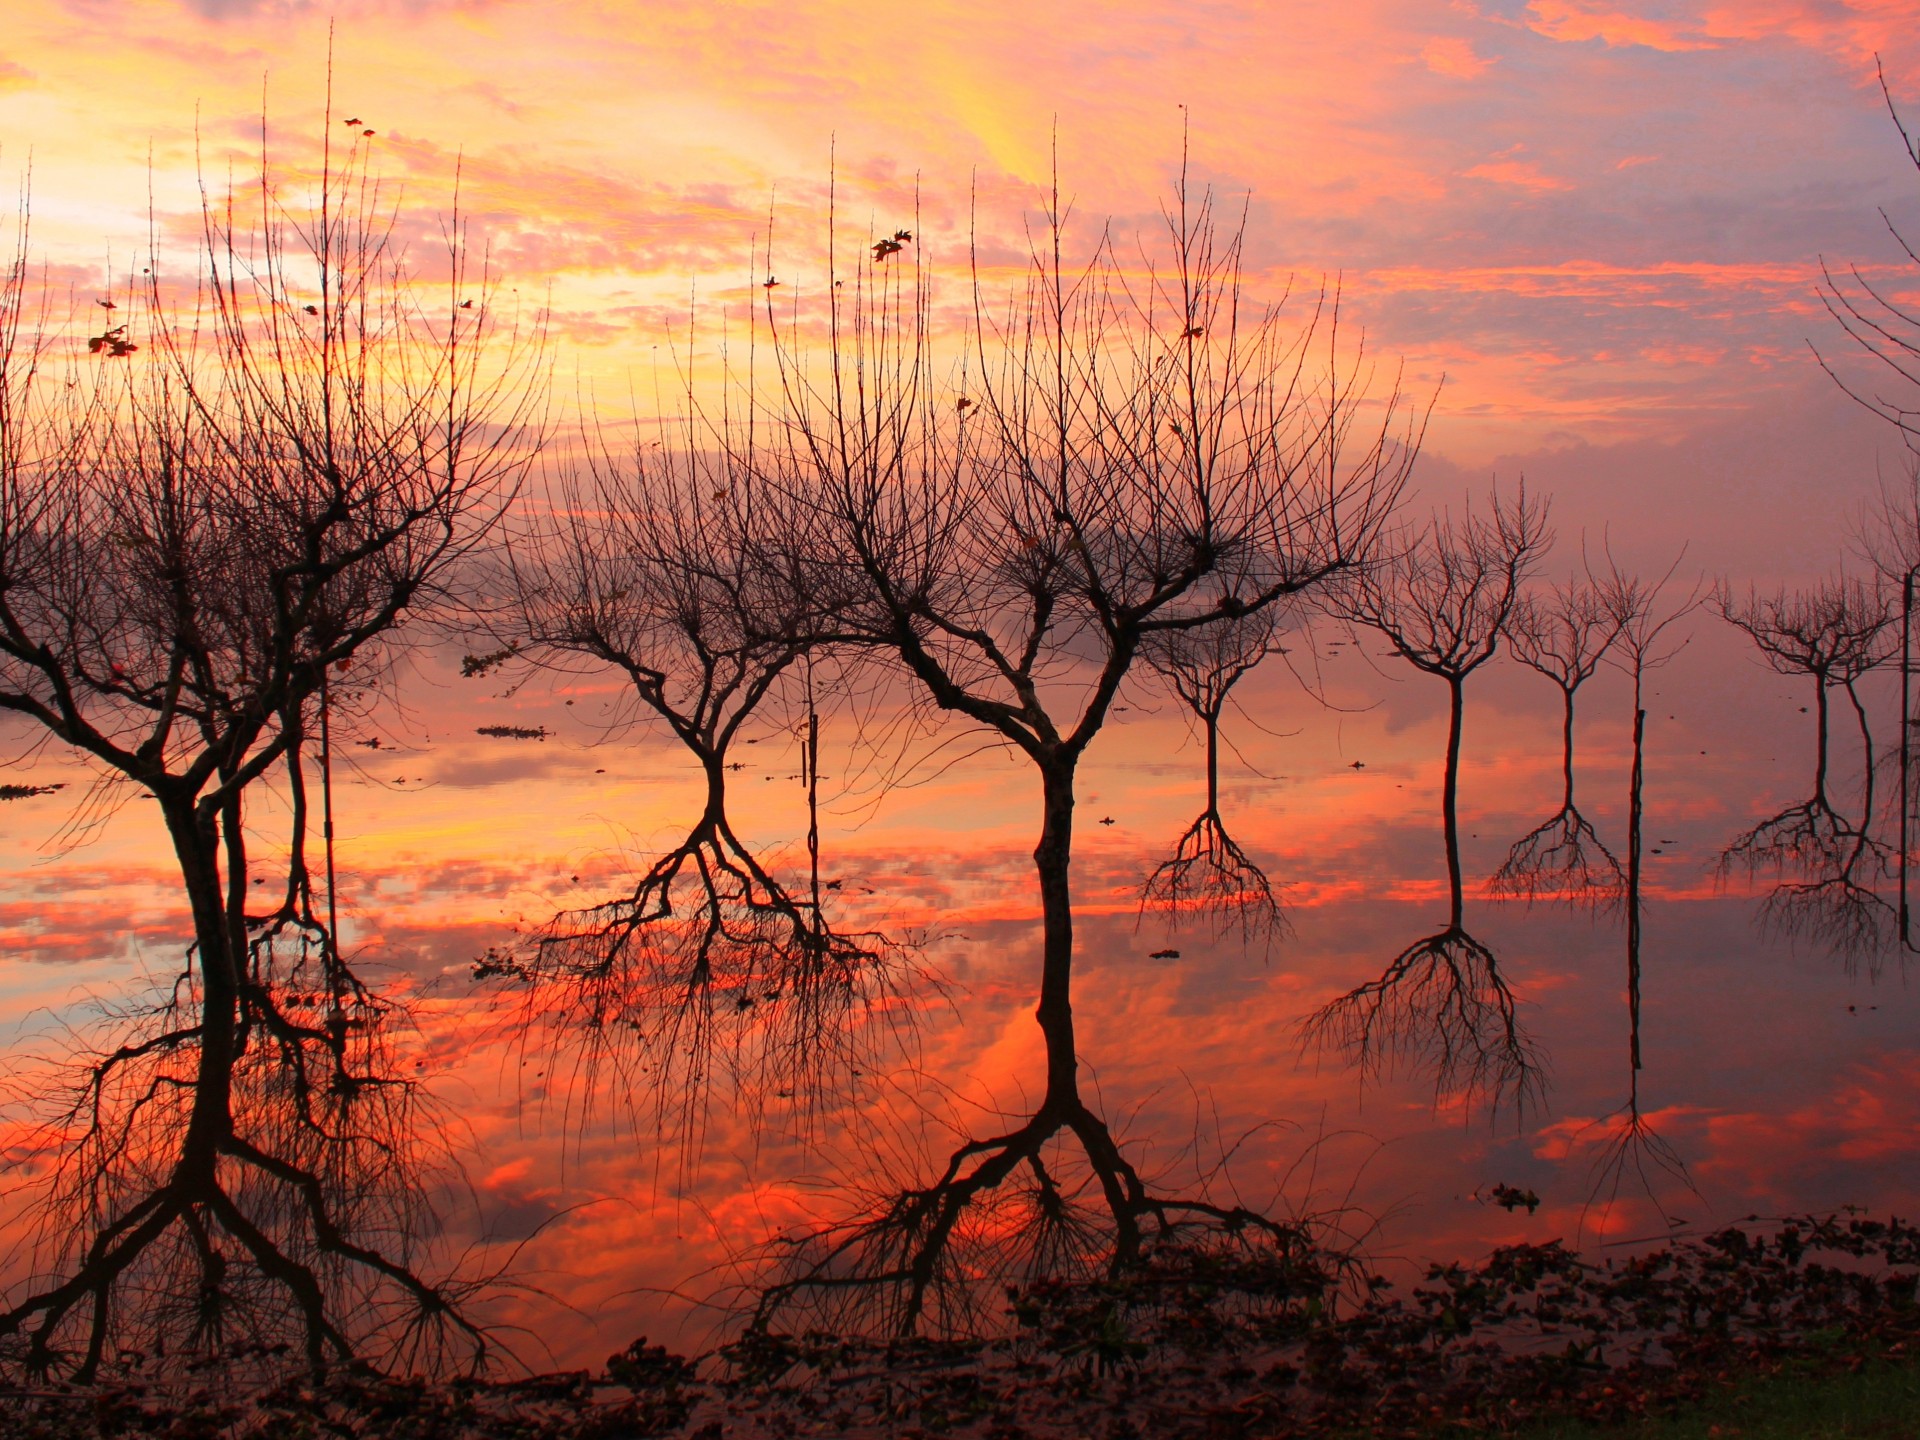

{"left": 1305, "top": 489, "right": 1550, "bottom": 1112}
{"left": 1714, "top": 578, "right": 1897, "bottom": 969}
{"left": 0, "top": 137, "right": 540, "bottom": 1382}
{"left": 1489, "top": 577, "right": 1624, "bottom": 908}
{"left": 732, "top": 172, "right": 1417, "bottom": 1335}
{"left": 479, "top": 440, "right": 918, "bottom": 1148}
{"left": 1136, "top": 609, "right": 1288, "bottom": 951}
{"left": 1580, "top": 557, "right": 1698, "bottom": 1231}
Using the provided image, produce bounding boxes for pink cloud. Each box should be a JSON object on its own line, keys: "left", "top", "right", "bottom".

{"left": 1463, "top": 146, "right": 1576, "bottom": 191}
{"left": 1524, "top": 0, "right": 1718, "bottom": 51}
{"left": 1423, "top": 36, "right": 1498, "bottom": 78}
{"left": 1698, "top": 0, "right": 1920, "bottom": 82}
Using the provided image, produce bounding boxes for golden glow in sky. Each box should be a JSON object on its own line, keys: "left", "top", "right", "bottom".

{"left": 6, "top": 0, "right": 1920, "bottom": 481}
{"left": 7, "top": 0, "right": 1920, "bottom": 1368}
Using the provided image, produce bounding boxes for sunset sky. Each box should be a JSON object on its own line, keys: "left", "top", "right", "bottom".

{"left": 4, "top": 0, "right": 1920, "bottom": 568}
{"left": 7, "top": 0, "right": 1920, "bottom": 1368}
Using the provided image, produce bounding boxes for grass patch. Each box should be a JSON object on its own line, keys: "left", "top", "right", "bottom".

{"left": 1513, "top": 1348, "right": 1920, "bottom": 1439}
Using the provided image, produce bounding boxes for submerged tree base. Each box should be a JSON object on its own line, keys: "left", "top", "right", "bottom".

{"left": 8, "top": 1212, "right": 1918, "bottom": 1439}
{"left": 745, "top": 1095, "right": 1350, "bottom": 1341}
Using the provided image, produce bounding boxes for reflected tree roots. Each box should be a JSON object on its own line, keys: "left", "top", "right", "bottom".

{"left": 2, "top": 916, "right": 485, "bottom": 1384}
{"left": 1137, "top": 612, "right": 1290, "bottom": 951}
{"left": 746, "top": 1097, "right": 1350, "bottom": 1340}
{"left": 1302, "top": 926, "right": 1540, "bottom": 1113}
{"left": 490, "top": 806, "right": 920, "bottom": 1147}
{"left": 1577, "top": 1100, "right": 1698, "bottom": 1242}
{"left": 1491, "top": 575, "right": 1626, "bottom": 910}
{"left": 1714, "top": 576, "right": 1900, "bottom": 971}
{"left": 1488, "top": 804, "right": 1623, "bottom": 910}
{"left": 0, "top": 123, "right": 541, "bottom": 1384}
{"left": 1139, "top": 809, "right": 1288, "bottom": 952}
{"left": 1309, "top": 487, "right": 1551, "bottom": 1113}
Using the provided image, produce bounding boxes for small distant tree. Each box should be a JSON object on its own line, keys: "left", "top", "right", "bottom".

{"left": 1577, "top": 553, "right": 1698, "bottom": 1232}
{"left": 0, "top": 130, "right": 542, "bottom": 1381}
{"left": 1137, "top": 607, "right": 1289, "bottom": 950}
{"left": 1304, "top": 486, "right": 1551, "bottom": 1112}
{"left": 1488, "top": 575, "right": 1624, "bottom": 907}
{"left": 1714, "top": 577, "right": 1896, "bottom": 963}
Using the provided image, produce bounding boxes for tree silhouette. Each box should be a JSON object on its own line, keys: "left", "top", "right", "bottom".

{"left": 0, "top": 131, "right": 541, "bottom": 1382}
{"left": 1714, "top": 578, "right": 1897, "bottom": 966}
{"left": 478, "top": 433, "right": 916, "bottom": 1152}
{"left": 1304, "top": 487, "right": 1551, "bottom": 1112}
{"left": 1577, "top": 555, "right": 1699, "bottom": 1234}
{"left": 1818, "top": 63, "right": 1920, "bottom": 953}
{"left": 1488, "top": 575, "right": 1624, "bottom": 908}
{"left": 1136, "top": 608, "right": 1288, "bottom": 950}
{"left": 734, "top": 170, "right": 1419, "bottom": 1335}
{"left": 1856, "top": 468, "right": 1920, "bottom": 951}
{"left": 1816, "top": 60, "right": 1920, "bottom": 455}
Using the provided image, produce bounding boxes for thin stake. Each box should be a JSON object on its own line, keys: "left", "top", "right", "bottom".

{"left": 1902, "top": 569, "right": 1914, "bottom": 950}
{"left": 319, "top": 664, "right": 343, "bottom": 981}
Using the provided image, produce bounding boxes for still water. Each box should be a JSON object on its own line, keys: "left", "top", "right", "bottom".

{"left": 2, "top": 614, "right": 1915, "bottom": 1369}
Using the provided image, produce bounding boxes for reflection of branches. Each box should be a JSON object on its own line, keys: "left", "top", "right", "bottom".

{"left": 1577, "top": 1093, "right": 1698, "bottom": 1244}
{"left": 486, "top": 438, "right": 917, "bottom": 1149}
{"left": 1139, "top": 810, "right": 1286, "bottom": 951}
{"left": 0, "top": 134, "right": 537, "bottom": 1382}
{"left": 1490, "top": 578, "right": 1623, "bottom": 908}
{"left": 1568, "top": 554, "right": 1699, "bottom": 1239}
{"left": 747, "top": 1094, "right": 1363, "bottom": 1342}
{"left": 1308, "top": 488, "right": 1551, "bottom": 1111}
{"left": 1490, "top": 807, "right": 1623, "bottom": 910}
{"left": 1721, "top": 794, "right": 1855, "bottom": 875}
{"left": 1303, "top": 926, "right": 1539, "bottom": 1112}
{"left": 5, "top": 731, "right": 483, "bottom": 1384}
{"left": 730, "top": 163, "right": 1418, "bottom": 1338}
{"left": 1714, "top": 577, "right": 1898, "bottom": 971}
{"left": 1139, "top": 613, "right": 1288, "bottom": 950}
{"left": 500, "top": 794, "right": 915, "bottom": 1148}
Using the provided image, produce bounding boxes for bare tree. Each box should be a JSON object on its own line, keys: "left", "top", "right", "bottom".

{"left": 1488, "top": 575, "right": 1624, "bottom": 907}
{"left": 1714, "top": 578, "right": 1898, "bottom": 965}
{"left": 1304, "top": 486, "right": 1551, "bottom": 1112}
{"left": 1578, "top": 554, "right": 1699, "bottom": 1231}
{"left": 735, "top": 170, "right": 1419, "bottom": 1335}
{"left": 1819, "top": 64, "right": 1920, "bottom": 953}
{"left": 1854, "top": 466, "right": 1920, "bottom": 950}
{"left": 475, "top": 430, "right": 917, "bottom": 1154}
{"left": 1136, "top": 607, "right": 1289, "bottom": 950}
{"left": 1816, "top": 60, "right": 1920, "bottom": 453}
{"left": 0, "top": 130, "right": 542, "bottom": 1383}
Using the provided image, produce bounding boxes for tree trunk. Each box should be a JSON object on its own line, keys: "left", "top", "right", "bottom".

{"left": 1627, "top": 705, "right": 1645, "bottom": 1073}
{"left": 1443, "top": 674, "right": 1466, "bottom": 929}
{"left": 1033, "top": 754, "right": 1080, "bottom": 1112}
{"left": 1559, "top": 685, "right": 1577, "bottom": 812}
{"left": 159, "top": 795, "right": 240, "bottom": 1183}
{"left": 1814, "top": 678, "right": 1831, "bottom": 809}
{"left": 1204, "top": 708, "right": 1220, "bottom": 818}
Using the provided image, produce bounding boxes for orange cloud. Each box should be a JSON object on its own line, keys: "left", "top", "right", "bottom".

{"left": 1422, "top": 36, "right": 1498, "bottom": 78}
{"left": 1524, "top": 0, "right": 1717, "bottom": 51}
{"left": 1698, "top": 0, "right": 1920, "bottom": 83}
{"left": 1463, "top": 146, "right": 1576, "bottom": 191}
